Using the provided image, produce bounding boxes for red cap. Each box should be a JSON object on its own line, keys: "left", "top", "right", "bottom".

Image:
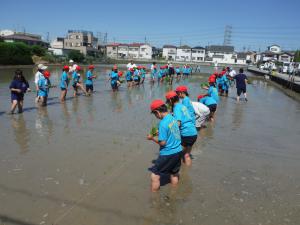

{"left": 63, "top": 65, "right": 69, "bottom": 71}
{"left": 208, "top": 76, "right": 216, "bottom": 83}
{"left": 43, "top": 70, "right": 51, "bottom": 78}
{"left": 89, "top": 65, "right": 95, "bottom": 69}
{"left": 165, "top": 91, "right": 178, "bottom": 100}
{"left": 130, "top": 68, "right": 134, "bottom": 72}
{"left": 150, "top": 99, "right": 165, "bottom": 112}
{"left": 76, "top": 66, "right": 81, "bottom": 71}
{"left": 175, "top": 85, "right": 188, "bottom": 92}
{"left": 197, "top": 95, "right": 205, "bottom": 100}
{"left": 221, "top": 71, "right": 226, "bottom": 75}
{"left": 118, "top": 71, "right": 123, "bottom": 77}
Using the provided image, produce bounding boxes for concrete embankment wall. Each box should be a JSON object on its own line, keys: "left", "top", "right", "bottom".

{"left": 248, "top": 67, "right": 300, "bottom": 94}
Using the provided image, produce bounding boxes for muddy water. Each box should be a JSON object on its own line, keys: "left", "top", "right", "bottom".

{"left": 0, "top": 65, "right": 299, "bottom": 225}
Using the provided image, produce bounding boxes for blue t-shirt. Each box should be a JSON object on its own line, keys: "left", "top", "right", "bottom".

{"left": 234, "top": 73, "right": 248, "bottom": 89}
{"left": 72, "top": 71, "right": 80, "bottom": 85}
{"left": 208, "top": 86, "right": 219, "bottom": 103}
{"left": 151, "top": 69, "right": 157, "bottom": 78}
{"left": 126, "top": 71, "right": 132, "bottom": 81}
{"left": 85, "top": 71, "right": 94, "bottom": 86}
{"left": 158, "top": 114, "right": 182, "bottom": 156}
{"left": 200, "top": 96, "right": 217, "bottom": 106}
{"left": 9, "top": 79, "right": 29, "bottom": 99}
{"left": 141, "top": 69, "right": 146, "bottom": 78}
{"left": 60, "top": 72, "right": 69, "bottom": 89}
{"left": 182, "top": 96, "right": 195, "bottom": 124}
{"left": 38, "top": 76, "right": 49, "bottom": 97}
{"left": 158, "top": 70, "right": 164, "bottom": 78}
{"left": 110, "top": 71, "right": 119, "bottom": 85}
{"left": 175, "top": 68, "right": 180, "bottom": 74}
{"left": 173, "top": 103, "right": 197, "bottom": 137}
{"left": 133, "top": 70, "right": 140, "bottom": 81}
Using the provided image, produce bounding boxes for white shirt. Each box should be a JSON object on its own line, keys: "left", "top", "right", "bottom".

{"left": 229, "top": 70, "right": 237, "bottom": 77}
{"left": 192, "top": 101, "right": 210, "bottom": 128}
{"left": 127, "top": 63, "right": 136, "bottom": 70}
{"left": 34, "top": 71, "right": 43, "bottom": 85}
{"left": 69, "top": 64, "right": 78, "bottom": 73}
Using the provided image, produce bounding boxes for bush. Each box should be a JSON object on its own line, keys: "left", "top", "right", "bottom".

{"left": 0, "top": 42, "right": 33, "bottom": 65}
{"left": 68, "top": 50, "right": 84, "bottom": 63}
{"left": 294, "top": 50, "right": 300, "bottom": 62}
{"left": 31, "top": 45, "right": 46, "bottom": 56}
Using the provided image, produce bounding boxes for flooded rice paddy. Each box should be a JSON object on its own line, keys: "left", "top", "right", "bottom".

{"left": 0, "top": 65, "right": 300, "bottom": 225}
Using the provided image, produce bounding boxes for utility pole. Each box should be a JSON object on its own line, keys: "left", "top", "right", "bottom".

{"left": 223, "top": 25, "right": 232, "bottom": 46}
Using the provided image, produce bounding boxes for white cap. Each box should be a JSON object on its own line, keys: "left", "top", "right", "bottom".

{"left": 69, "top": 59, "right": 74, "bottom": 63}
{"left": 37, "top": 64, "right": 47, "bottom": 70}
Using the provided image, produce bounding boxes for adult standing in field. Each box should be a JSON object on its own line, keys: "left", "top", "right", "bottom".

{"left": 34, "top": 64, "right": 47, "bottom": 103}
{"left": 234, "top": 68, "right": 248, "bottom": 102}
{"left": 127, "top": 60, "right": 136, "bottom": 70}
{"left": 9, "top": 69, "right": 30, "bottom": 114}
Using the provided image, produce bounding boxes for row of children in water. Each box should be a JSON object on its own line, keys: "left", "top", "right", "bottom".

{"left": 147, "top": 81, "right": 220, "bottom": 191}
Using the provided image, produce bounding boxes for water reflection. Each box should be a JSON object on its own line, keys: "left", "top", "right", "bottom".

{"left": 35, "top": 107, "right": 54, "bottom": 142}
{"left": 10, "top": 114, "right": 30, "bottom": 153}
{"left": 61, "top": 102, "right": 71, "bottom": 133}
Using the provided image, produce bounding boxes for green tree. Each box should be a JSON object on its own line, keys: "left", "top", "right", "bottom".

{"left": 0, "top": 42, "right": 33, "bottom": 65}
{"left": 68, "top": 50, "right": 84, "bottom": 63}
{"left": 31, "top": 45, "right": 46, "bottom": 56}
{"left": 294, "top": 50, "right": 300, "bottom": 62}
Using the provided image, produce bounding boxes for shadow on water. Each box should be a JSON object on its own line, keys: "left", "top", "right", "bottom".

{"left": 10, "top": 114, "right": 30, "bottom": 153}
{"left": 0, "top": 183, "right": 155, "bottom": 224}
{"left": 0, "top": 214, "right": 38, "bottom": 225}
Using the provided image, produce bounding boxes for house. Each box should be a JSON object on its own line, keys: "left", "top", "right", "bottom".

{"left": 106, "top": 43, "right": 152, "bottom": 60}
{"left": 48, "top": 37, "right": 72, "bottom": 56}
{"left": 162, "top": 45, "right": 177, "bottom": 61}
{"left": 63, "top": 30, "right": 99, "bottom": 56}
{"left": 236, "top": 53, "right": 247, "bottom": 64}
{"left": 205, "top": 45, "right": 235, "bottom": 64}
{"left": 191, "top": 46, "right": 205, "bottom": 62}
{"left": 176, "top": 45, "right": 192, "bottom": 62}
{"left": 0, "top": 30, "right": 49, "bottom": 48}
{"left": 278, "top": 52, "right": 294, "bottom": 63}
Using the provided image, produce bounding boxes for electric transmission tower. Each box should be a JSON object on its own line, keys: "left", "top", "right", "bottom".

{"left": 223, "top": 25, "right": 232, "bottom": 46}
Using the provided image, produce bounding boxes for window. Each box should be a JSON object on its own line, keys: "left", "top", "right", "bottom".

{"left": 76, "top": 43, "right": 81, "bottom": 47}
{"left": 141, "top": 48, "right": 146, "bottom": 52}
{"left": 112, "top": 47, "right": 116, "bottom": 50}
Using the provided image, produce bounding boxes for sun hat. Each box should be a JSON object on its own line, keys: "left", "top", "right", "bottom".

{"left": 165, "top": 91, "right": 178, "bottom": 100}
{"left": 38, "top": 64, "right": 47, "bottom": 70}
{"left": 150, "top": 99, "right": 165, "bottom": 112}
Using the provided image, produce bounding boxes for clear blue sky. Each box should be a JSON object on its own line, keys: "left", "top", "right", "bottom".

{"left": 1, "top": 0, "right": 299, "bottom": 51}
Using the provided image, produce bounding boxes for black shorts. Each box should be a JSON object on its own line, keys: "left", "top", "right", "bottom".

{"left": 208, "top": 104, "right": 217, "bottom": 113}
{"left": 111, "top": 83, "right": 118, "bottom": 90}
{"left": 126, "top": 79, "right": 133, "bottom": 82}
{"left": 61, "top": 88, "right": 67, "bottom": 91}
{"left": 181, "top": 135, "right": 197, "bottom": 147}
{"left": 86, "top": 85, "right": 94, "bottom": 92}
{"left": 237, "top": 87, "right": 246, "bottom": 96}
{"left": 72, "top": 83, "right": 78, "bottom": 89}
{"left": 149, "top": 151, "right": 183, "bottom": 176}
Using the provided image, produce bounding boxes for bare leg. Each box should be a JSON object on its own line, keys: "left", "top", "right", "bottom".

{"left": 17, "top": 100, "right": 23, "bottom": 113}
{"left": 10, "top": 100, "right": 18, "bottom": 113}
{"left": 60, "top": 90, "right": 67, "bottom": 102}
{"left": 151, "top": 173, "right": 160, "bottom": 192}
{"left": 182, "top": 145, "right": 192, "bottom": 166}
{"left": 170, "top": 174, "right": 179, "bottom": 187}
{"left": 244, "top": 92, "right": 247, "bottom": 101}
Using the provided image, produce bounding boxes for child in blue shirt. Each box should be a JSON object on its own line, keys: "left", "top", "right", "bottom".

{"left": 198, "top": 95, "right": 217, "bottom": 121}
{"left": 166, "top": 91, "right": 197, "bottom": 167}
{"left": 9, "top": 69, "right": 30, "bottom": 114}
{"left": 38, "top": 73, "right": 49, "bottom": 106}
{"left": 207, "top": 83, "right": 220, "bottom": 103}
{"left": 85, "top": 65, "right": 96, "bottom": 94}
{"left": 133, "top": 68, "right": 141, "bottom": 85}
{"left": 72, "top": 66, "right": 88, "bottom": 97}
{"left": 147, "top": 99, "right": 183, "bottom": 192}
{"left": 60, "top": 65, "right": 70, "bottom": 102}
{"left": 175, "top": 85, "right": 196, "bottom": 125}
{"left": 175, "top": 66, "right": 181, "bottom": 80}
{"left": 109, "top": 69, "right": 119, "bottom": 92}
{"left": 140, "top": 66, "right": 146, "bottom": 84}
{"left": 126, "top": 69, "right": 133, "bottom": 87}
